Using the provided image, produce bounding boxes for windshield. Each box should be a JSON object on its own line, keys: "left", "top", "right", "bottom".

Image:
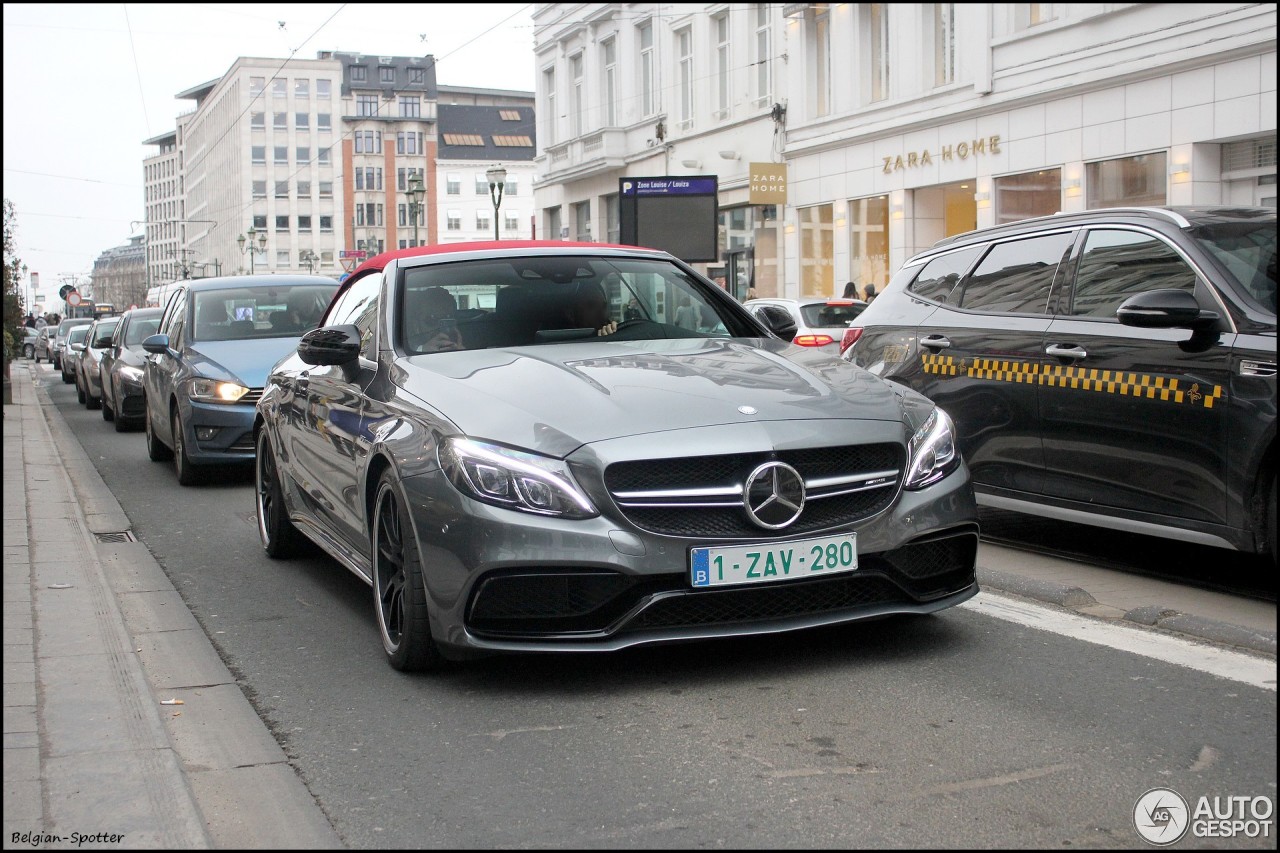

{"left": 396, "top": 256, "right": 758, "bottom": 354}
{"left": 799, "top": 302, "right": 866, "bottom": 328}
{"left": 125, "top": 316, "right": 161, "bottom": 345}
{"left": 1191, "top": 221, "right": 1276, "bottom": 314}
{"left": 192, "top": 283, "right": 338, "bottom": 341}
{"left": 92, "top": 320, "right": 119, "bottom": 344}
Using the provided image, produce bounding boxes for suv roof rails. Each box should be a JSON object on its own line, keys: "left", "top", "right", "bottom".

{"left": 931, "top": 206, "right": 1190, "bottom": 250}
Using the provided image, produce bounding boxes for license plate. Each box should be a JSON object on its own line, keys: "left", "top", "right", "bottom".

{"left": 690, "top": 533, "right": 858, "bottom": 588}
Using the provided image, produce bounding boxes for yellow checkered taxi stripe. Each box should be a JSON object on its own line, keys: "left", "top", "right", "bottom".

{"left": 920, "top": 354, "right": 1224, "bottom": 408}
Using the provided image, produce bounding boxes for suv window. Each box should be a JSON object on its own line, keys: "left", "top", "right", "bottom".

{"left": 907, "top": 246, "right": 983, "bottom": 303}
{"left": 959, "top": 232, "right": 1072, "bottom": 314}
{"left": 1069, "top": 229, "right": 1197, "bottom": 318}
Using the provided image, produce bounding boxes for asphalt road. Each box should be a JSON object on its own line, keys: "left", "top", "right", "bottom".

{"left": 40, "top": 366, "right": 1277, "bottom": 849}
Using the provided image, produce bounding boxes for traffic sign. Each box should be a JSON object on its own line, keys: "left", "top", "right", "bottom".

{"left": 339, "top": 250, "right": 368, "bottom": 259}
{"left": 59, "top": 284, "right": 74, "bottom": 300}
{"left": 66, "top": 291, "right": 82, "bottom": 306}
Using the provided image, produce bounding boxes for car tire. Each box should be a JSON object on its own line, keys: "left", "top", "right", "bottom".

{"left": 372, "top": 469, "right": 444, "bottom": 672}
{"left": 101, "top": 387, "right": 114, "bottom": 421}
{"left": 86, "top": 378, "right": 101, "bottom": 410}
{"left": 145, "top": 402, "right": 173, "bottom": 461}
{"left": 75, "top": 373, "right": 86, "bottom": 401}
{"left": 255, "top": 428, "right": 306, "bottom": 559}
{"left": 63, "top": 365, "right": 75, "bottom": 385}
{"left": 171, "top": 408, "right": 203, "bottom": 486}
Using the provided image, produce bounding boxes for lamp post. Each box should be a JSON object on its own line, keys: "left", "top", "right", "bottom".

{"left": 301, "top": 250, "right": 318, "bottom": 273}
{"left": 406, "top": 174, "right": 425, "bottom": 248}
{"left": 21, "top": 263, "right": 29, "bottom": 315}
{"left": 236, "top": 227, "right": 267, "bottom": 275}
{"left": 486, "top": 165, "right": 507, "bottom": 242}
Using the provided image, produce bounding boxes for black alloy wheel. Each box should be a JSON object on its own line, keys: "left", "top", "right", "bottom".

{"left": 145, "top": 401, "right": 173, "bottom": 461}
{"left": 255, "top": 427, "right": 305, "bottom": 558}
{"left": 85, "top": 374, "right": 101, "bottom": 410}
{"left": 372, "top": 470, "right": 443, "bottom": 672}
{"left": 171, "top": 408, "right": 203, "bottom": 486}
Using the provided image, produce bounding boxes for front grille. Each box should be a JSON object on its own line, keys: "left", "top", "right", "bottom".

{"left": 240, "top": 388, "right": 264, "bottom": 405}
{"left": 464, "top": 529, "right": 977, "bottom": 640}
{"left": 605, "top": 444, "right": 903, "bottom": 538}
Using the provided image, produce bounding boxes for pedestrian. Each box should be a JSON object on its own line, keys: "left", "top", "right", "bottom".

{"left": 745, "top": 287, "right": 758, "bottom": 302}
{"left": 863, "top": 283, "right": 877, "bottom": 303}
{"left": 842, "top": 281, "right": 858, "bottom": 299}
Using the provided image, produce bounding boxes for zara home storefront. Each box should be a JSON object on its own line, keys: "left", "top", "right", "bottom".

{"left": 779, "top": 4, "right": 1276, "bottom": 300}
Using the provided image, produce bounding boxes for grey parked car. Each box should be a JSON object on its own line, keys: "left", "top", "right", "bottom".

{"left": 51, "top": 318, "right": 92, "bottom": 370}
{"left": 76, "top": 316, "right": 121, "bottom": 410}
{"left": 100, "top": 307, "right": 163, "bottom": 430}
{"left": 255, "top": 242, "right": 979, "bottom": 672}
{"left": 61, "top": 325, "right": 90, "bottom": 385}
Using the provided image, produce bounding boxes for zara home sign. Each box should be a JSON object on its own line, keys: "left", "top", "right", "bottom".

{"left": 882, "top": 135, "right": 1002, "bottom": 173}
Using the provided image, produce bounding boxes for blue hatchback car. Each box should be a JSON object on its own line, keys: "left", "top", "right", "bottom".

{"left": 142, "top": 275, "right": 339, "bottom": 485}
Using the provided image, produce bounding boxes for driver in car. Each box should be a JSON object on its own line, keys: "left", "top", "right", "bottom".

{"left": 565, "top": 281, "right": 617, "bottom": 336}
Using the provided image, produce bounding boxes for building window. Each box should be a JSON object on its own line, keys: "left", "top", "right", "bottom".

{"left": 933, "top": 4, "right": 956, "bottom": 86}
{"left": 505, "top": 175, "right": 518, "bottom": 197}
{"left": 799, "top": 204, "right": 834, "bottom": 297}
{"left": 814, "top": 5, "right": 831, "bottom": 117}
{"left": 399, "top": 96, "right": 420, "bottom": 118}
{"left": 249, "top": 76, "right": 265, "bottom": 96}
{"left": 868, "top": 4, "right": 890, "bottom": 102}
{"left": 297, "top": 215, "right": 312, "bottom": 232}
{"left": 447, "top": 210, "right": 462, "bottom": 231}
{"left": 754, "top": 4, "right": 772, "bottom": 107}
{"left": 273, "top": 112, "right": 287, "bottom": 129}
{"left": 252, "top": 181, "right": 266, "bottom": 198}
{"left": 275, "top": 180, "right": 289, "bottom": 198}
{"left": 543, "top": 66, "right": 557, "bottom": 146}
{"left": 319, "top": 181, "right": 333, "bottom": 197}
{"left": 601, "top": 37, "right": 617, "bottom": 127}
{"left": 570, "top": 53, "right": 585, "bottom": 137}
{"left": 994, "top": 168, "right": 1061, "bottom": 224}
{"left": 397, "top": 203, "right": 407, "bottom": 226}
{"left": 355, "top": 169, "right": 365, "bottom": 191}
{"left": 350, "top": 65, "right": 367, "bottom": 82}
{"left": 354, "top": 130, "right": 381, "bottom": 153}
{"left": 277, "top": 250, "right": 290, "bottom": 267}
{"left": 639, "top": 21, "right": 655, "bottom": 116}
{"left": 296, "top": 147, "right": 310, "bottom": 164}
{"left": 476, "top": 211, "right": 491, "bottom": 231}
{"left": 317, "top": 79, "right": 331, "bottom": 99}
{"left": 251, "top": 145, "right": 266, "bottom": 164}
{"left": 847, "top": 196, "right": 890, "bottom": 295}
{"left": 294, "top": 79, "right": 309, "bottom": 99}
{"left": 355, "top": 206, "right": 365, "bottom": 226}
{"left": 274, "top": 146, "right": 288, "bottom": 164}
{"left": 409, "top": 67, "right": 424, "bottom": 84}
{"left": 320, "top": 251, "right": 333, "bottom": 266}
{"left": 317, "top": 113, "right": 331, "bottom": 130}
{"left": 272, "top": 78, "right": 287, "bottom": 97}
{"left": 714, "top": 14, "right": 730, "bottom": 118}
{"left": 295, "top": 112, "right": 310, "bottom": 130}
{"left": 250, "top": 112, "right": 265, "bottom": 129}
{"left": 677, "top": 28, "right": 693, "bottom": 129}
{"left": 504, "top": 211, "right": 520, "bottom": 233}
{"left": 447, "top": 173, "right": 461, "bottom": 195}
{"left": 1019, "top": 3, "right": 1056, "bottom": 29}
{"left": 297, "top": 180, "right": 311, "bottom": 196}
{"left": 475, "top": 174, "right": 489, "bottom": 195}
{"left": 252, "top": 214, "right": 267, "bottom": 229}
{"left": 379, "top": 66, "right": 395, "bottom": 83}
{"left": 574, "top": 201, "right": 592, "bottom": 241}
{"left": 319, "top": 215, "right": 333, "bottom": 232}
{"left": 396, "top": 132, "right": 423, "bottom": 155}
{"left": 1087, "top": 152, "right": 1168, "bottom": 208}
{"left": 317, "top": 148, "right": 331, "bottom": 165}
{"left": 275, "top": 215, "right": 289, "bottom": 230}
{"left": 356, "top": 94, "right": 379, "bottom": 116}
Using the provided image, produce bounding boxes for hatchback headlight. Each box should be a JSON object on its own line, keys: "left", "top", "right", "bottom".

{"left": 904, "top": 408, "right": 959, "bottom": 490}
{"left": 118, "top": 365, "right": 144, "bottom": 383}
{"left": 439, "top": 438, "right": 598, "bottom": 519}
{"left": 188, "top": 378, "right": 249, "bottom": 404}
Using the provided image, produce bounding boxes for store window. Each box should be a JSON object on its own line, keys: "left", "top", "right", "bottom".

{"left": 1087, "top": 152, "right": 1167, "bottom": 208}
{"left": 848, "top": 196, "right": 890, "bottom": 295}
{"left": 798, "top": 204, "right": 834, "bottom": 298}
{"left": 994, "top": 168, "right": 1061, "bottom": 224}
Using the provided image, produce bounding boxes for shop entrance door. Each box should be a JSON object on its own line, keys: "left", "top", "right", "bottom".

{"left": 725, "top": 249, "right": 754, "bottom": 300}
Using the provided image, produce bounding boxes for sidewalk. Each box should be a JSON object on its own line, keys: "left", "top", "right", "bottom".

{"left": 2, "top": 357, "right": 1274, "bottom": 849}
{"left": 3, "top": 362, "right": 339, "bottom": 849}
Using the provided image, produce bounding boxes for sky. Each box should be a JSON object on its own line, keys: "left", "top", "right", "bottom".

{"left": 2, "top": 2, "right": 537, "bottom": 309}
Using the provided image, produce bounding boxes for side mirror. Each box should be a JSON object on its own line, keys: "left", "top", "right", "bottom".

{"left": 1116, "top": 289, "right": 1219, "bottom": 330}
{"left": 142, "top": 333, "right": 171, "bottom": 354}
{"left": 298, "top": 324, "right": 362, "bottom": 366}
{"left": 754, "top": 305, "right": 798, "bottom": 342}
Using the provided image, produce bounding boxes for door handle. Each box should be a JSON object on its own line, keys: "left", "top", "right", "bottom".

{"left": 920, "top": 335, "right": 952, "bottom": 350}
{"left": 1045, "top": 343, "right": 1088, "bottom": 360}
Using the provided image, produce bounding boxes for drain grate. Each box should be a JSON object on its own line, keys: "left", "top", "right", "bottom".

{"left": 95, "top": 531, "right": 137, "bottom": 543}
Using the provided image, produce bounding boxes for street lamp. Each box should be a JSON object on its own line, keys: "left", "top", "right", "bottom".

{"left": 21, "top": 263, "right": 29, "bottom": 315}
{"left": 486, "top": 165, "right": 507, "bottom": 242}
{"left": 406, "top": 173, "right": 425, "bottom": 248}
{"left": 301, "top": 250, "right": 318, "bottom": 273}
{"left": 236, "top": 227, "right": 267, "bottom": 275}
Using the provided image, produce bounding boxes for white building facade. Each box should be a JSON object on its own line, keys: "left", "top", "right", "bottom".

{"left": 531, "top": 3, "right": 1277, "bottom": 300}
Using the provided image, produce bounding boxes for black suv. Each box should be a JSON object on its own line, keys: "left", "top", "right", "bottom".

{"left": 842, "top": 206, "right": 1276, "bottom": 562}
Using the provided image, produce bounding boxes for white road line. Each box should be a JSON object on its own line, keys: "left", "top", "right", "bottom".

{"left": 960, "top": 591, "right": 1277, "bottom": 692}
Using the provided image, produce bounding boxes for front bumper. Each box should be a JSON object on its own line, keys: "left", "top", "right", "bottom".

{"left": 180, "top": 400, "right": 258, "bottom": 463}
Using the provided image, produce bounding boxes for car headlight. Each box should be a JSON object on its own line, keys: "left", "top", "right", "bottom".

{"left": 439, "top": 437, "right": 598, "bottom": 519}
{"left": 188, "top": 378, "right": 249, "bottom": 404}
{"left": 903, "top": 407, "right": 959, "bottom": 490}
{"left": 119, "top": 365, "right": 144, "bottom": 383}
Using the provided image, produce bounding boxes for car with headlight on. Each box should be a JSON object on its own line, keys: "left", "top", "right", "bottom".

{"left": 99, "top": 306, "right": 162, "bottom": 430}
{"left": 142, "top": 275, "right": 339, "bottom": 485}
{"left": 254, "top": 241, "right": 979, "bottom": 672}
{"left": 75, "top": 315, "right": 121, "bottom": 410}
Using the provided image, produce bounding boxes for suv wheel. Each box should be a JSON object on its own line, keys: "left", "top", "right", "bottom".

{"left": 172, "top": 408, "right": 204, "bottom": 486}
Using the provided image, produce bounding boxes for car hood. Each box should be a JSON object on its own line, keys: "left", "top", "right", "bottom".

{"left": 187, "top": 337, "right": 302, "bottom": 388}
{"left": 396, "top": 338, "right": 905, "bottom": 456}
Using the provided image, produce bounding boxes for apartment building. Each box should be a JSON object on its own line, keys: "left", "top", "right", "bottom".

{"left": 143, "top": 53, "right": 534, "bottom": 282}
{"left": 436, "top": 104, "right": 537, "bottom": 243}
{"left": 531, "top": 3, "right": 1277, "bottom": 300}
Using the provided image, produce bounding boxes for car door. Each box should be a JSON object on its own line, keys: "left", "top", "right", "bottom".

{"left": 288, "top": 273, "right": 382, "bottom": 553}
{"left": 1038, "top": 225, "right": 1232, "bottom": 526}
{"left": 903, "top": 231, "right": 1075, "bottom": 494}
{"left": 145, "top": 288, "right": 189, "bottom": 445}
